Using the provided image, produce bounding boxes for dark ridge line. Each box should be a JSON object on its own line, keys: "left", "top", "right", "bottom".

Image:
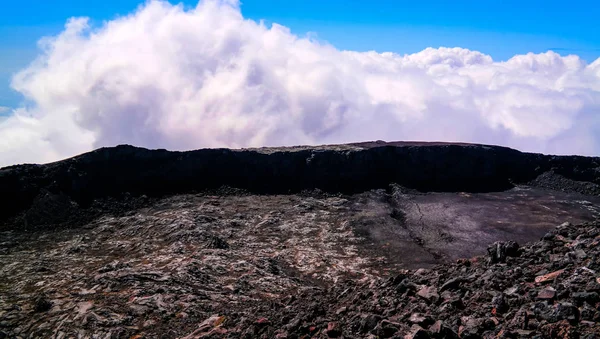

{"left": 1, "top": 141, "right": 600, "bottom": 228}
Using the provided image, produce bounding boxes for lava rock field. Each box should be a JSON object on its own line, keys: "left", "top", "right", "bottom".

{"left": 1, "top": 142, "right": 600, "bottom": 338}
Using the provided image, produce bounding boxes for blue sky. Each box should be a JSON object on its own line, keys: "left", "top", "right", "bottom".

{"left": 1, "top": 0, "right": 599, "bottom": 112}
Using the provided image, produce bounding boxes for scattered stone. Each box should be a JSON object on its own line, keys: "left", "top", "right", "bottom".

{"left": 335, "top": 306, "right": 347, "bottom": 315}
{"left": 417, "top": 286, "right": 439, "bottom": 303}
{"left": 360, "top": 314, "right": 382, "bottom": 333}
{"left": 430, "top": 320, "right": 458, "bottom": 339}
{"left": 180, "top": 314, "right": 227, "bottom": 339}
{"left": 326, "top": 322, "right": 341, "bottom": 338}
{"left": 204, "top": 235, "right": 229, "bottom": 249}
{"left": 458, "top": 317, "right": 486, "bottom": 339}
{"left": 537, "top": 287, "right": 557, "bottom": 300}
{"left": 33, "top": 294, "right": 52, "bottom": 312}
{"left": 572, "top": 292, "right": 599, "bottom": 305}
{"left": 549, "top": 303, "right": 580, "bottom": 324}
{"left": 409, "top": 313, "right": 434, "bottom": 327}
{"left": 535, "top": 269, "right": 565, "bottom": 284}
{"left": 515, "top": 329, "right": 533, "bottom": 337}
{"left": 256, "top": 317, "right": 270, "bottom": 326}
{"left": 491, "top": 293, "right": 509, "bottom": 314}
{"left": 572, "top": 249, "right": 588, "bottom": 259}
{"left": 440, "top": 277, "right": 464, "bottom": 292}
{"left": 487, "top": 241, "right": 520, "bottom": 264}
{"left": 379, "top": 320, "right": 401, "bottom": 338}
{"left": 405, "top": 325, "right": 430, "bottom": 339}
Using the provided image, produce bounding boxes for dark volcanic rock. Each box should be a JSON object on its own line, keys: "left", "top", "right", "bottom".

{"left": 32, "top": 294, "right": 52, "bottom": 312}
{"left": 4, "top": 217, "right": 600, "bottom": 338}
{"left": 1, "top": 142, "right": 600, "bottom": 338}
{"left": 487, "top": 241, "right": 520, "bottom": 264}
{"left": 1, "top": 141, "right": 600, "bottom": 230}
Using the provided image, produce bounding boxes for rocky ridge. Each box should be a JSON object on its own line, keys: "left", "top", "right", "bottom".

{"left": 2, "top": 141, "right": 600, "bottom": 231}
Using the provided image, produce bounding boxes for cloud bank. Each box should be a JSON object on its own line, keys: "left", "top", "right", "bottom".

{"left": 1, "top": 0, "right": 600, "bottom": 167}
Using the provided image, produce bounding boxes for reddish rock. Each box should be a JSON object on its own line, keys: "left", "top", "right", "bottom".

{"left": 535, "top": 269, "right": 565, "bottom": 284}
{"left": 540, "top": 320, "right": 579, "bottom": 339}
{"left": 256, "top": 317, "right": 270, "bottom": 326}
{"left": 537, "top": 287, "right": 557, "bottom": 300}
{"left": 417, "top": 286, "right": 439, "bottom": 303}
{"left": 326, "top": 322, "right": 341, "bottom": 338}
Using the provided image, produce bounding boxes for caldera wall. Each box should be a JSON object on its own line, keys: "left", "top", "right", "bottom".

{"left": 1, "top": 142, "right": 599, "bottom": 227}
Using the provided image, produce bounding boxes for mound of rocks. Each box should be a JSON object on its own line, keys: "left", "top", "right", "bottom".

{"left": 228, "top": 221, "right": 600, "bottom": 338}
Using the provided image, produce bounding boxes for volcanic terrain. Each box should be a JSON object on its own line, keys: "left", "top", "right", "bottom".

{"left": 1, "top": 141, "right": 600, "bottom": 338}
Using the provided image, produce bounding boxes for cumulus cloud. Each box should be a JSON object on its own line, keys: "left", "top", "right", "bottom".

{"left": 1, "top": 0, "right": 600, "bottom": 167}
{"left": 0, "top": 106, "right": 9, "bottom": 113}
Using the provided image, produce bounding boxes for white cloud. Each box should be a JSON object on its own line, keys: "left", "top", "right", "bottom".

{"left": 0, "top": 106, "right": 9, "bottom": 113}
{"left": 1, "top": 0, "right": 600, "bottom": 167}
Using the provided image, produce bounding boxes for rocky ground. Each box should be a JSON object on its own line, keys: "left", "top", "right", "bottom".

{"left": 1, "top": 186, "right": 600, "bottom": 338}
{"left": 258, "top": 219, "right": 600, "bottom": 339}
{"left": 1, "top": 143, "right": 600, "bottom": 338}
